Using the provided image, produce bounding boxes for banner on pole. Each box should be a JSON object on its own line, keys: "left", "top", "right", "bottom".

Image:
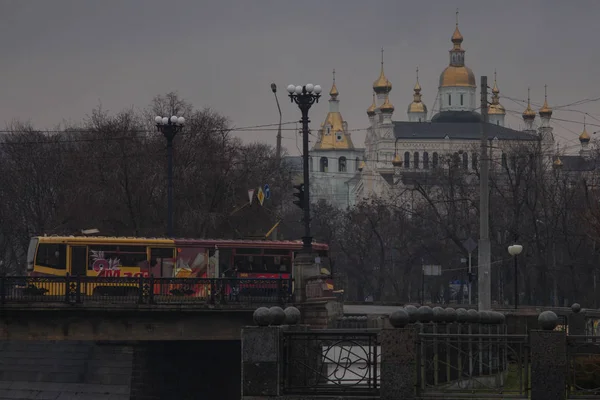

{"left": 248, "top": 189, "right": 255, "bottom": 204}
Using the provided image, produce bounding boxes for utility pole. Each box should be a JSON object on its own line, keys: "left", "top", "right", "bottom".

{"left": 478, "top": 76, "right": 492, "bottom": 311}
{"left": 270, "top": 83, "right": 283, "bottom": 240}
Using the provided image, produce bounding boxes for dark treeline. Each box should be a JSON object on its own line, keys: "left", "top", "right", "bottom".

{"left": 2, "top": 93, "right": 599, "bottom": 308}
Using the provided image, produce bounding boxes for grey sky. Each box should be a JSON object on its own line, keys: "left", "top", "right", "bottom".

{"left": 1, "top": 0, "right": 599, "bottom": 155}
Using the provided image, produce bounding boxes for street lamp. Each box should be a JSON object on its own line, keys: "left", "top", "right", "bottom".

{"left": 154, "top": 115, "right": 185, "bottom": 238}
{"left": 287, "top": 83, "right": 322, "bottom": 253}
{"left": 508, "top": 244, "right": 523, "bottom": 310}
{"left": 270, "top": 83, "right": 282, "bottom": 164}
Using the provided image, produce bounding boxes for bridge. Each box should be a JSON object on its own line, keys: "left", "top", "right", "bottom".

{"left": 0, "top": 275, "right": 292, "bottom": 341}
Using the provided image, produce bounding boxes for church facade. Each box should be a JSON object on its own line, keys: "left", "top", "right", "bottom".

{"left": 304, "top": 18, "right": 593, "bottom": 209}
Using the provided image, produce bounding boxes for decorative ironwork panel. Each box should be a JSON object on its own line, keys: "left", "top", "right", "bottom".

{"left": 417, "top": 331, "right": 530, "bottom": 398}
{"left": 567, "top": 335, "right": 600, "bottom": 398}
{"left": 282, "top": 330, "right": 380, "bottom": 396}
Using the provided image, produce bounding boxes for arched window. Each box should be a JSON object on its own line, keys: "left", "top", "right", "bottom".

{"left": 452, "top": 152, "right": 460, "bottom": 168}
{"left": 462, "top": 152, "right": 468, "bottom": 169}
{"left": 448, "top": 94, "right": 452, "bottom": 106}
{"left": 423, "top": 152, "right": 429, "bottom": 169}
{"left": 510, "top": 156, "right": 517, "bottom": 171}
{"left": 432, "top": 152, "right": 439, "bottom": 168}
{"left": 501, "top": 154, "right": 508, "bottom": 170}
{"left": 414, "top": 152, "right": 420, "bottom": 169}
{"left": 404, "top": 152, "right": 410, "bottom": 169}
{"left": 310, "top": 156, "right": 313, "bottom": 171}
{"left": 471, "top": 153, "right": 478, "bottom": 170}
{"left": 320, "top": 157, "right": 328, "bottom": 172}
{"left": 355, "top": 157, "right": 360, "bottom": 171}
{"left": 460, "top": 94, "right": 464, "bottom": 106}
{"left": 338, "top": 157, "right": 347, "bottom": 172}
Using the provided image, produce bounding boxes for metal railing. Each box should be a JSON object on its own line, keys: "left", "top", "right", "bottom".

{"left": 567, "top": 335, "right": 600, "bottom": 398}
{"left": 282, "top": 329, "right": 380, "bottom": 396}
{"left": 0, "top": 276, "right": 291, "bottom": 307}
{"left": 416, "top": 326, "right": 530, "bottom": 398}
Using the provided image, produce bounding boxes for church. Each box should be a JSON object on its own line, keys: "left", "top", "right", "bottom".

{"left": 304, "top": 17, "right": 593, "bottom": 209}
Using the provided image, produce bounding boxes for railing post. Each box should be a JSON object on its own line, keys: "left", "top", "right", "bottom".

{"left": 241, "top": 322, "right": 283, "bottom": 397}
{"left": 64, "top": 273, "right": 70, "bottom": 304}
{"left": 138, "top": 275, "right": 144, "bottom": 304}
{"left": 380, "top": 312, "right": 418, "bottom": 400}
{"left": 210, "top": 279, "right": 216, "bottom": 305}
{"left": 0, "top": 275, "right": 5, "bottom": 305}
{"left": 148, "top": 275, "right": 154, "bottom": 304}
{"left": 76, "top": 275, "right": 81, "bottom": 304}
{"left": 531, "top": 311, "right": 566, "bottom": 400}
{"left": 277, "top": 278, "right": 283, "bottom": 307}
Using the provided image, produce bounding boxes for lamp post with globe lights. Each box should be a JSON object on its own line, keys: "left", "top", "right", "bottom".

{"left": 287, "top": 83, "right": 322, "bottom": 253}
{"left": 154, "top": 115, "right": 185, "bottom": 238}
{"left": 508, "top": 244, "right": 523, "bottom": 310}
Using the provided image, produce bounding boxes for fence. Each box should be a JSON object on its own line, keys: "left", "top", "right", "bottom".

{"left": 242, "top": 305, "right": 600, "bottom": 400}
{"left": 0, "top": 275, "right": 292, "bottom": 307}
{"left": 281, "top": 330, "right": 380, "bottom": 396}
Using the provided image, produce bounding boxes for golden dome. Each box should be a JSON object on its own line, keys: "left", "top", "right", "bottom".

{"left": 451, "top": 25, "right": 464, "bottom": 47}
{"left": 580, "top": 122, "right": 591, "bottom": 143}
{"left": 553, "top": 156, "right": 563, "bottom": 168}
{"left": 367, "top": 93, "right": 377, "bottom": 116}
{"left": 329, "top": 68, "right": 339, "bottom": 98}
{"left": 522, "top": 88, "right": 536, "bottom": 121}
{"left": 488, "top": 71, "right": 505, "bottom": 115}
{"left": 380, "top": 94, "right": 395, "bottom": 113}
{"left": 392, "top": 153, "right": 402, "bottom": 167}
{"left": 408, "top": 69, "right": 427, "bottom": 114}
{"left": 329, "top": 82, "right": 338, "bottom": 98}
{"left": 373, "top": 48, "right": 392, "bottom": 94}
{"left": 488, "top": 103, "right": 505, "bottom": 115}
{"left": 439, "top": 65, "right": 476, "bottom": 88}
{"left": 358, "top": 160, "right": 366, "bottom": 171}
{"left": 539, "top": 85, "right": 552, "bottom": 118}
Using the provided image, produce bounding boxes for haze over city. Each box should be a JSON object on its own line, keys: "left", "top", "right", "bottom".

{"left": 2, "top": 0, "right": 600, "bottom": 154}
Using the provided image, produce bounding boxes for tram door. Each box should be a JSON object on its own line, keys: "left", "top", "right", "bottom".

{"left": 150, "top": 247, "right": 176, "bottom": 278}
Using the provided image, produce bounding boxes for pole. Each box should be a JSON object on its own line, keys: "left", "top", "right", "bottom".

{"left": 301, "top": 107, "right": 312, "bottom": 253}
{"left": 421, "top": 266, "right": 425, "bottom": 304}
{"left": 271, "top": 84, "right": 282, "bottom": 240}
{"left": 167, "top": 137, "right": 174, "bottom": 238}
{"left": 514, "top": 255, "right": 518, "bottom": 310}
{"left": 478, "top": 75, "right": 492, "bottom": 311}
{"left": 468, "top": 252, "right": 472, "bottom": 304}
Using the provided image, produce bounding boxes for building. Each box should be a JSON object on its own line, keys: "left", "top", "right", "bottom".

{"left": 309, "top": 71, "right": 364, "bottom": 209}
{"left": 288, "top": 16, "right": 583, "bottom": 209}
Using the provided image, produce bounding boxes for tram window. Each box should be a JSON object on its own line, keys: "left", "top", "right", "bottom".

{"left": 87, "top": 245, "right": 147, "bottom": 269}
{"left": 36, "top": 244, "right": 67, "bottom": 270}
{"left": 233, "top": 255, "right": 262, "bottom": 272}
{"left": 263, "top": 256, "right": 291, "bottom": 273}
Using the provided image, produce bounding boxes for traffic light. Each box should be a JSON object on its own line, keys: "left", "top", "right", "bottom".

{"left": 293, "top": 183, "right": 305, "bottom": 209}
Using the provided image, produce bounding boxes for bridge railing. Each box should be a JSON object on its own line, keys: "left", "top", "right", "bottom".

{"left": 0, "top": 276, "right": 292, "bottom": 307}
{"left": 281, "top": 329, "right": 380, "bottom": 396}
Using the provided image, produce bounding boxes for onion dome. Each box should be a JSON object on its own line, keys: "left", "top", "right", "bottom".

{"left": 488, "top": 72, "right": 506, "bottom": 115}
{"left": 380, "top": 94, "right": 395, "bottom": 113}
{"left": 367, "top": 93, "right": 377, "bottom": 116}
{"left": 539, "top": 85, "right": 553, "bottom": 118}
{"left": 522, "top": 88, "right": 536, "bottom": 121}
{"left": 553, "top": 156, "right": 563, "bottom": 168}
{"left": 408, "top": 68, "right": 427, "bottom": 114}
{"left": 580, "top": 119, "right": 591, "bottom": 143}
{"left": 373, "top": 48, "right": 392, "bottom": 94}
{"left": 392, "top": 153, "right": 403, "bottom": 167}
{"left": 329, "top": 69, "right": 339, "bottom": 99}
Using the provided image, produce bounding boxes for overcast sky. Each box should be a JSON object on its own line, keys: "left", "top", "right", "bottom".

{"left": 2, "top": 0, "right": 600, "bottom": 155}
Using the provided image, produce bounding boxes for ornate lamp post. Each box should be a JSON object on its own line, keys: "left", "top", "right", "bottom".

{"left": 508, "top": 244, "right": 523, "bottom": 310}
{"left": 154, "top": 115, "right": 185, "bottom": 237}
{"left": 287, "top": 83, "right": 322, "bottom": 253}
